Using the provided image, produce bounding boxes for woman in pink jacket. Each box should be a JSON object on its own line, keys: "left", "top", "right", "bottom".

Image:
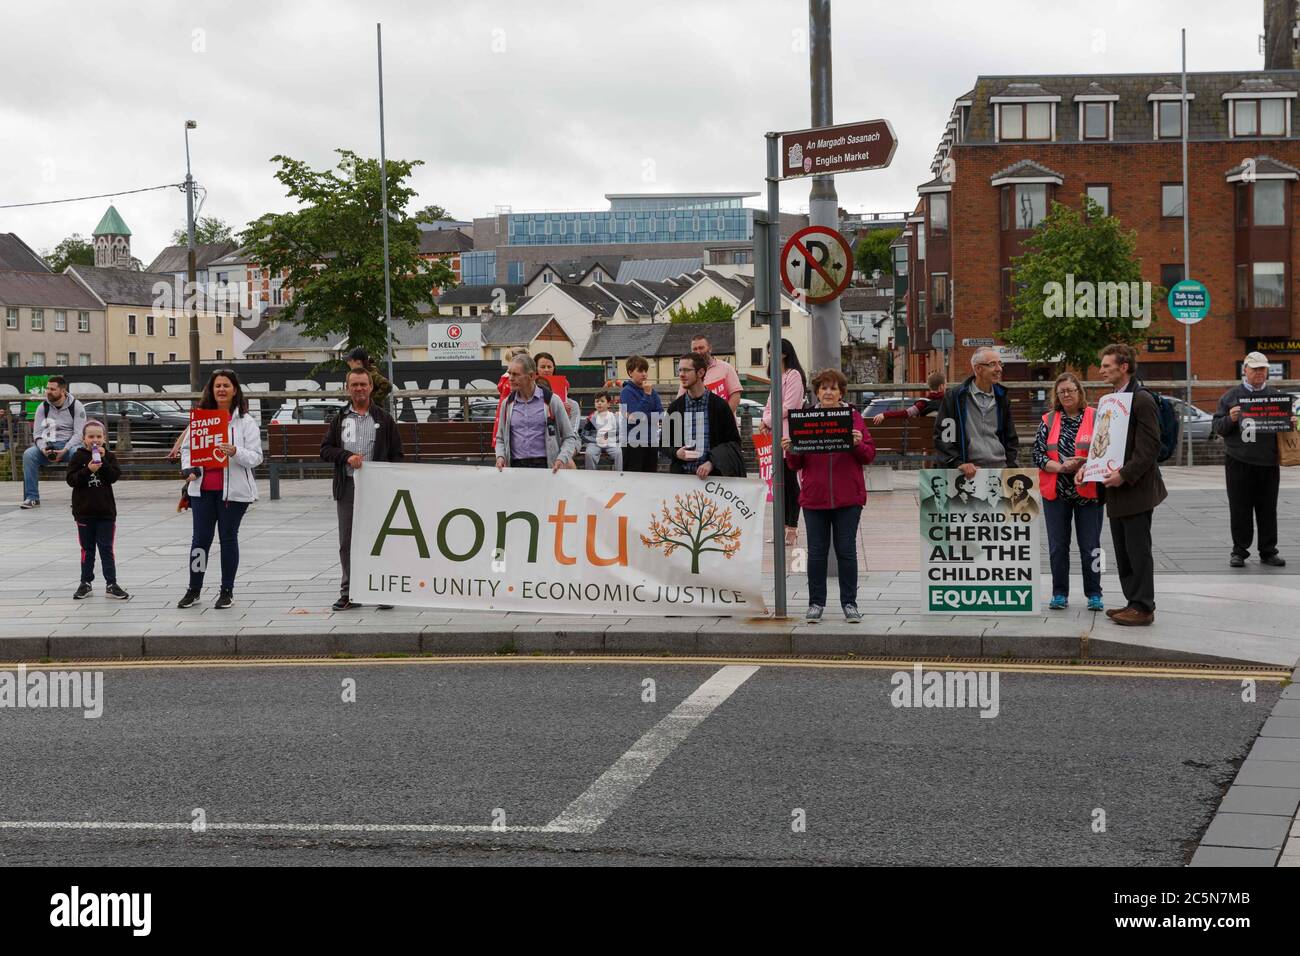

{"left": 758, "top": 338, "right": 808, "bottom": 547}
{"left": 782, "top": 367, "right": 877, "bottom": 623}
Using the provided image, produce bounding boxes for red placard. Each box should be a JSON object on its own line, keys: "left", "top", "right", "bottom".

{"left": 753, "top": 432, "right": 774, "bottom": 503}
{"left": 189, "top": 410, "right": 230, "bottom": 468}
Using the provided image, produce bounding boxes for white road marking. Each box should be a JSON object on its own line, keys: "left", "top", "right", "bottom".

{"left": 544, "top": 664, "right": 760, "bottom": 834}
{"left": 0, "top": 665, "right": 760, "bottom": 839}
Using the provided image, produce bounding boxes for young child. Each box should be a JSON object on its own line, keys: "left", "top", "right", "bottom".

{"left": 584, "top": 391, "right": 623, "bottom": 471}
{"left": 65, "top": 420, "right": 130, "bottom": 600}
{"left": 619, "top": 354, "right": 663, "bottom": 472}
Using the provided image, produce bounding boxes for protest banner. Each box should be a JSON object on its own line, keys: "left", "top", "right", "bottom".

{"left": 753, "top": 431, "right": 774, "bottom": 502}
{"left": 1080, "top": 392, "right": 1132, "bottom": 482}
{"left": 188, "top": 409, "right": 230, "bottom": 467}
{"left": 23, "top": 374, "right": 49, "bottom": 418}
{"left": 788, "top": 407, "right": 854, "bottom": 454}
{"left": 919, "top": 468, "right": 1041, "bottom": 614}
{"left": 351, "top": 463, "right": 768, "bottom": 615}
{"left": 1238, "top": 395, "right": 1294, "bottom": 433}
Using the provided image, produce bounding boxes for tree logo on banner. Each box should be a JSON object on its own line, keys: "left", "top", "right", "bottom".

{"left": 640, "top": 491, "right": 741, "bottom": 574}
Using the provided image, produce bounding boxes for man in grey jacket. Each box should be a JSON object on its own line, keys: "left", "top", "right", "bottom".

{"left": 494, "top": 354, "right": 578, "bottom": 471}
{"left": 1213, "top": 351, "right": 1287, "bottom": 568}
{"left": 21, "top": 375, "right": 86, "bottom": 509}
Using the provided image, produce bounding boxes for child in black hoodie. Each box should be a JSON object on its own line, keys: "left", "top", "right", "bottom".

{"left": 65, "top": 420, "right": 130, "bottom": 600}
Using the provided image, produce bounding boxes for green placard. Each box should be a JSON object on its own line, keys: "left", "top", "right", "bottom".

{"left": 23, "top": 374, "right": 50, "bottom": 418}
{"left": 1167, "top": 279, "right": 1210, "bottom": 323}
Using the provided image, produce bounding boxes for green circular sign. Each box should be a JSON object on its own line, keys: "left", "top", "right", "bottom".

{"left": 1167, "top": 279, "right": 1210, "bottom": 324}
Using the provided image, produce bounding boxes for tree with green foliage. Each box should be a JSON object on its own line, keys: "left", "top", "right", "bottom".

{"left": 411, "top": 204, "right": 453, "bottom": 224}
{"left": 172, "top": 217, "right": 233, "bottom": 246}
{"left": 853, "top": 227, "right": 901, "bottom": 281}
{"left": 241, "top": 149, "right": 454, "bottom": 362}
{"left": 668, "top": 296, "right": 734, "bottom": 324}
{"left": 1005, "top": 198, "right": 1163, "bottom": 378}
{"left": 43, "top": 234, "right": 95, "bottom": 272}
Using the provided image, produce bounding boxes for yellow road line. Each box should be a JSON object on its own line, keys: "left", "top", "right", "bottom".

{"left": 0, "top": 655, "right": 1287, "bottom": 681}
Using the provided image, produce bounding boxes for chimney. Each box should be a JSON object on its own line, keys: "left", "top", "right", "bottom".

{"left": 1263, "top": 0, "right": 1300, "bottom": 69}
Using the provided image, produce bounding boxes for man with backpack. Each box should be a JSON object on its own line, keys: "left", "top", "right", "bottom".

{"left": 493, "top": 354, "right": 578, "bottom": 471}
{"left": 21, "top": 375, "right": 86, "bottom": 509}
{"left": 1087, "top": 343, "right": 1168, "bottom": 626}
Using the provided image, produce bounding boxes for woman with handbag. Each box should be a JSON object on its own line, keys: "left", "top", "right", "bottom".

{"left": 176, "top": 368, "right": 263, "bottom": 610}
{"left": 1032, "top": 372, "right": 1104, "bottom": 611}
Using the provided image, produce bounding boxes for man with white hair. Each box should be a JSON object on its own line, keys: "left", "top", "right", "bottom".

{"left": 933, "top": 347, "right": 1019, "bottom": 477}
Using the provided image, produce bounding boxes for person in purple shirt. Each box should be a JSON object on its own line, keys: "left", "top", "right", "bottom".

{"left": 493, "top": 354, "right": 578, "bottom": 471}
{"left": 619, "top": 354, "right": 663, "bottom": 473}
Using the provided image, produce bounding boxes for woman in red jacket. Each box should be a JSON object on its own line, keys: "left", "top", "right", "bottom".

{"left": 782, "top": 368, "right": 877, "bottom": 623}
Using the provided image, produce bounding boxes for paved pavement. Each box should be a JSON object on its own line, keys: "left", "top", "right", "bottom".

{"left": 1, "top": 469, "right": 1297, "bottom": 665}
{"left": 0, "top": 660, "right": 1280, "bottom": 866}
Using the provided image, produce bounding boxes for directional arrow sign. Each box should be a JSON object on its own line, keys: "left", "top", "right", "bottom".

{"left": 780, "top": 225, "right": 853, "bottom": 305}
{"left": 777, "top": 119, "right": 897, "bottom": 180}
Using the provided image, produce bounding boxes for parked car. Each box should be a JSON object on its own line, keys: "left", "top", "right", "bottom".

{"left": 463, "top": 398, "right": 499, "bottom": 422}
{"left": 737, "top": 398, "right": 765, "bottom": 423}
{"left": 269, "top": 400, "right": 347, "bottom": 426}
{"left": 1158, "top": 395, "right": 1215, "bottom": 442}
{"left": 81, "top": 399, "right": 190, "bottom": 447}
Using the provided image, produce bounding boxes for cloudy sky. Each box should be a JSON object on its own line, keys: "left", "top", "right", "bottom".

{"left": 0, "top": 0, "right": 1267, "bottom": 264}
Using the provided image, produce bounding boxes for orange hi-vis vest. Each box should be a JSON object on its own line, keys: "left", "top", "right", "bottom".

{"left": 1040, "top": 406, "right": 1098, "bottom": 501}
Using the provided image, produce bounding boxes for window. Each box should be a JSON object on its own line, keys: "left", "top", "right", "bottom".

{"left": 1234, "top": 99, "right": 1286, "bottom": 137}
{"left": 31, "top": 309, "right": 44, "bottom": 331}
{"left": 1083, "top": 102, "right": 1109, "bottom": 139}
{"left": 128, "top": 351, "right": 137, "bottom": 365}
{"left": 1160, "top": 264, "right": 1184, "bottom": 291}
{"left": 929, "top": 193, "right": 949, "bottom": 236}
{"left": 469, "top": 306, "right": 479, "bottom": 316}
{"left": 1236, "top": 184, "right": 1249, "bottom": 226}
{"left": 251, "top": 269, "right": 261, "bottom": 281}
{"left": 31, "top": 352, "right": 45, "bottom": 366}
{"left": 751, "top": 347, "right": 763, "bottom": 366}
{"left": 6, "top": 353, "right": 19, "bottom": 367}
{"left": 54, "top": 310, "right": 67, "bottom": 332}
{"left": 781, "top": 309, "right": 790, "bottom": 327}
{"left": 931, "top": 274, "right": 949, "bottom": 315}
{"left": 1002, "top": 184, "right": 1048, "bottom": 230}
{"left": 453, "top": 306, "right": 463, "bottom": 316}
{"left": 79, "top": 354, "right": 92, "bottom": 366}
{"left": 271, "top": 282, "right": 283, "bottom": 306}
{"left": 127, "top": 314, "right": 137, "bottom": 335}
{"left": 215, "top": 349, "right": 224, "bottom": 360}
{"left": 146, "top": 315, "right": 155, "bottom": 336}
{"left": 147, "top": 352, "right": 155, "bottom": 365}
{"left": 1254, "top": 180, "right": 1287, "bottom": 226}
{"left": 78, "top": 311, "right": 90, "bottom": 332}
{"left": 917, "top": 223, "right": 926, "bottom": 261}
{"left": 1161, "top": 184, "right": 1184, "bottom": 218}
{"left": 168, "top": 352, "right": 177, "bottom": 362}
{"left": 1253, "top": 262, "right": 1286, "bottom": 307}
{"left": 999, "top": 102, "right": 1051, "bottom": 141}
{"left": 1085, "top": 184, "right": 1110, "bottom": 217}
{"left": 168, "top": 316, "right": 176, "bottom": 336}
{"left": 1237, "top": 264, "right": 1249, "bottom": 309}
{"left": 56, "top": 353, "right": 68, "bottom": 366}
{"left": 1158, "top": 101, "right": 1183, "bottom": 138}
{"left": 215, "top": 315, "right": 223, "bottom": 334}
{"left": 4, "top": 308, "right": 15, "bottom": 329}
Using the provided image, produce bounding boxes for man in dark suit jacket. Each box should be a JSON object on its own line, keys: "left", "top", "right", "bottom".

{"left": 1089, "top": 343, "right": 1167, "bottom": 626}
{"left": 320, "top": 367, "right": 405, "bottom": 610}
{"left": 662, "top": 353, "right": 745, "bottom": 478}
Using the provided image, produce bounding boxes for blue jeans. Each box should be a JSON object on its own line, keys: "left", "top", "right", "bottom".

{"left": 23, "top": 440, "right": 68, "bottom": 502}
{"left": 188, "top": 490, "right": 249, "bottom": 591}
{"left": 1042, "top": 495, "right": 1104, "bottom": 598}
{"left": 803, "top": 505, "right": 862, "bottom": 609}
{"left": 76, "top": 517, "right": 117, "bottom": 585}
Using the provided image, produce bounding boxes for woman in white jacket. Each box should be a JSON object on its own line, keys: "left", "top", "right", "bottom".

{"left": 177, "top": 369, "right": 263, "bottom": 610}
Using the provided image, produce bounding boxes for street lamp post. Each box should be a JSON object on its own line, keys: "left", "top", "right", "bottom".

{"left": 184, "top": 120, "right": 200, "bottom": 395}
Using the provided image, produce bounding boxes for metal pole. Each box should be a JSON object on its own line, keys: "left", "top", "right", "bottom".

{"left": 766, "top": 133, "right": 787, "bottom": 619}
{"left": 808, "top": 0, "right": 841, "bottom": 373}
{"left": 1181, "top": 28, "right": 1193, "bottom": 465}
{"left": 377, "top": 23, "right": 396, "bottom": 413}
{"left": 184, "top": 123, "right": 200, "bottom": 395}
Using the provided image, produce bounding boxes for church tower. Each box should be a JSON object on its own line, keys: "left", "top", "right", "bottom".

{"left": 92, "top": 205, "right": 132, "bottom": 268}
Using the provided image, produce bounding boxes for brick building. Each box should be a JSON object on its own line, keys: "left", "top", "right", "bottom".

{"left": 902, "top": 69, "right": 1300, "bottom": 385}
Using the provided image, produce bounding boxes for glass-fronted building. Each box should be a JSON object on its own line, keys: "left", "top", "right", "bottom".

{"left": 504, "top": 192, "right": 757, "bottom": 248}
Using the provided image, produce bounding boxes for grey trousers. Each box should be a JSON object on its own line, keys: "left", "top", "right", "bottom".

{"left": 585, "top": 445, "right": 623, "bottom": 471}
{"left": 337, "top": 478, "right": 354, "bottom": 598}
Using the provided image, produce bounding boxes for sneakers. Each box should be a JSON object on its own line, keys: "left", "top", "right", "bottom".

{"left": 805, "top": 604, "right": 824, "bottom": 623}
{"left": 1048, "top": 594, "right": 1068, "bottom": 610}
{"left": 1229, "top": 554, "right": 1246, "bottom": 568}
{"left": 214, "top": 590, "right": 234, "bottom": 610}
{"left": 19, "top": 499, "right": 39, "bottom": 509}
{"left": 332, "top": 597, "right": 360, "bottom": 611}
{"left": 73, "top": 582, "right": 92, "bottom": 600}
{"left": 177, "top": 589, "right": 201, "bottom": 609}
{"left": 1262, "top": 554, "right": 1287, "bottom": 567}
{"left": 105, "top": 584, "right": 131, "bottom": 601}
{"left": 1087, "top": 595, "right": 1105, "bottom": 612}
{"left": 843, "top": 604, "right": 862, "bottom": 623}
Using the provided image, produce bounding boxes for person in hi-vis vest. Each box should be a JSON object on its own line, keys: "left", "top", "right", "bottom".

{"left": 1032, "top": 372, "right": 1104, "bottom": 612}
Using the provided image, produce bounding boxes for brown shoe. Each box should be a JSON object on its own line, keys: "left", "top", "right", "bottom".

{"left": 1105, "top": 606, "right": 1127, "bottom": 619}
{"left": 1111, "top": 607, "right": 1154, "bottom": 626}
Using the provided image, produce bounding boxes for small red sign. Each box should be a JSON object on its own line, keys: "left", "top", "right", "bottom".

{"left": 448, "top": 324, "right": 462, "bottom": 339}
{"left": 780, "top": 225, "right": 853, "bottom": 305}
{"left": 189, "top": 410, "right": 231, "bottom": 468}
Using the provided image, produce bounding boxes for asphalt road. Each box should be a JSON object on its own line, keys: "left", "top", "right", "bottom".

{"left": 0, "top": 660, "right": 1278, "bottom": 866}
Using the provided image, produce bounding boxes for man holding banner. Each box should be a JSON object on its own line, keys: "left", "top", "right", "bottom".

{"left": 321, "top": 367, "right": 404, "bottom": 611}
{"left": 494, "top": 354, "right": 578, "bottom": 472}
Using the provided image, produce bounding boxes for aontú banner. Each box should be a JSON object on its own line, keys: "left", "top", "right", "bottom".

{"left": 350, "top": 464, "right": 768, "bottom": 616}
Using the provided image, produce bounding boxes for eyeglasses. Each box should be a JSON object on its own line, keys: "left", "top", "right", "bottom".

{"left": 976, "top": 361, "right": 1003, "bottom": 368}
{"left": 1055, "top": 386, "right": 1079, "bottom": 394}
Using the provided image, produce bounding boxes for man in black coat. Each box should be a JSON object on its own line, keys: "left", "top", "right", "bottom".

{"left": 933, "top": 347, "right": 1019, "bottom": 478}
{"left": 320, "top": 367, "right": 404, "bottom": 610}
{"left": 662, "top": 353, "right": 745, "bottom": 478}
